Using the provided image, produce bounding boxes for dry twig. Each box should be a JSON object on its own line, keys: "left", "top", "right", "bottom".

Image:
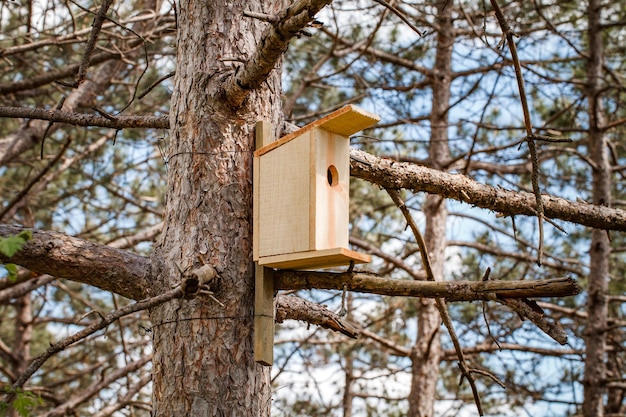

{"left": 385, "top": 188, "right": 484, "bottom": 416}
{"left": 489, "top": 0, "right": 544, "bottom": 265}
{"left": 71, "top": 0, "right": 114, "bottom": 87}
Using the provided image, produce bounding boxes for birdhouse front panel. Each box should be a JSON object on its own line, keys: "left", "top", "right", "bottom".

{"left": 256, "top": 131, "right": 313, "bottom": 258}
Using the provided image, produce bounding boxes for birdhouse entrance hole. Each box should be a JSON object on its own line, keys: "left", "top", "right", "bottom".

{"left": 327, "top": 165, "right": 339, "bottom": 187}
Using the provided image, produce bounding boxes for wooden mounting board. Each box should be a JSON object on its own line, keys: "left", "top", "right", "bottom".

{"left": 258, "top": 247, "right": 371, "bottom": 270}
{"left": 254, "top": 121, "right": 275, "bottom": 367}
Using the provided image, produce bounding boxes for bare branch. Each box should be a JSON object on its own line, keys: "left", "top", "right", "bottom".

{"left": 107, "top": 222, "right": 164, "bottom": 249}
{"left": 448, "top": 240, "right": 584, "bottom": 276}
{"left": 0, "top": 224, "right": 150, "bottom": 300}
{"left": 443, "top": 342, "right": 582, "bottom": 359}
{"left": 0, "top": 12, "right": 165, "bottom": 58}
{"left": 0, "top": 275, "right": 56, "bottom": 304}
{"left": 0, "top": 12, "right": 174, "bottom": 164}
{"left": 223, "top": 0, "right": 332, "bottom": 107}
{"left": 359, "top": 327, "right": 411, "bottom": 357}
{"left": 350, "top": 148, "right": 626, "bottom": 231}
{"left": 500, "top": 298, "right": 568, "bottom": 345}
{"left": 321, "top": 27, "right": 433, "bottom": 78}
{"left": 386, "top": 188, "right": 484, "bottom": 416}
{"left": 275, "top": 295, "right": 415, "bottom": 356}
{"left": 0, "top": 106, "right": 169, "bottom": 130}
{"left": 1, "top": 60, "right": 126, "bottom": 164}
{"left": 371, "top": 0, "right": 423, "bottom": 37}
{"left": 276, "top": 295, "right": 358, "bottom": 338}
{"left": 0, "top": 269, "right": 35, "bottom": 291}
{"left": 0, "top": 51, "right": 120, "bottom": 95}
{"left": 73, "top": 0, "right": 114, "bottom": 87}
{"left": 91, "top": 374, "right": 151, "bottom": 417}
{"left": 0, "top": 138, "right": 72, "bottom": 221}
{"left": 350, "top": 236, "right": 427, "bottom": 279}
{"left": 489, "top": 0, "right": 545, "bottom": 266}
{"left": 274, "top": 271, "right": 580, "bottom": 301}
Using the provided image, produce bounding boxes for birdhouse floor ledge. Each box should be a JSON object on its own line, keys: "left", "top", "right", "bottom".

{"left": 258, "top": 248, "right": 371, "bottom": 270}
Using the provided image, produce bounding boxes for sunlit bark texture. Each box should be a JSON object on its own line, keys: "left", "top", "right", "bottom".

{"left": 148, "top": 1, "right": 283, "bottom": 415}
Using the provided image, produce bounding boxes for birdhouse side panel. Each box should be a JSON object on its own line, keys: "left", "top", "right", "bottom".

{"left": 311, "top": 129, "right": 350, "bottom": 251}
{"left": 257, "top": 133, "right": 312, "bottom": 257}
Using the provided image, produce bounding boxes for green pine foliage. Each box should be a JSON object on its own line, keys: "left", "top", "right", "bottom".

{"left": 0, "top": 388, "right": 44, "bottom": 417}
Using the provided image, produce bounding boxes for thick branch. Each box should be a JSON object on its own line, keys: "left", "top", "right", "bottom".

{"left": 0, "top": 106, "right": 169, "bottom": 130}
{"left": 274, "top": 270, "right": 580, "bottom": 300}
{"left": 0, "top": 225, "right": 149, "bottom": 300}
{"left": 223, "top": 0, "right": 332, "bottom": 107}
{"left": 350, "top": 148, "right": 626, "bottom": 231}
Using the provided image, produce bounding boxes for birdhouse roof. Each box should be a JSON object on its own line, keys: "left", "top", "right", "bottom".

{"left": 254, "top": 105, "right": 380, "bottom": 157}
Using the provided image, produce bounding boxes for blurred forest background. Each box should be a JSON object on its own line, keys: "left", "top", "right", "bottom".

{"left": 0, "top": 0, "right": 624, "bottom": 416}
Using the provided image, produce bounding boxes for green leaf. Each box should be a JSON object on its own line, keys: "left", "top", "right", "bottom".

{"left": 0, "top": 231, "right": 31, "bottom": 258}
{"left": 4, "top": 263, "right": 18, "bottom": 282}
{"left": 17, "top": 230, "right": 32, "bottom": 241}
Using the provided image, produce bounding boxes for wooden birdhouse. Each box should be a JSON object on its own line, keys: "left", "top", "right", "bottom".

{"left": 253, "top": 105, "right": 380, "bottom": 270}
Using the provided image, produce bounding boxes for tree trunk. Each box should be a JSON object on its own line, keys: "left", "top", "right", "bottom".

{"left": 408, "top": 1, "right": 452, "bottom": 416}
{"left": 148, "top": 1, "right": 283, "bottom": 415}
{"left": 342, "top": 294, "right": 355, "bottom": 417}
{"left": 583, "top": 0, "right": 610, "bottom": 415}
{"left": 5, "top": 294, "right": 33, "bottom": 417}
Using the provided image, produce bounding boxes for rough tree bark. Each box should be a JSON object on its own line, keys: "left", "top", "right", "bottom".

{"left": 408, "top": 1, "right": 452, "bottom": 416}
{"left": 146, "top": 1, "right": 283, "bottom": 415}
{"left": 583, "top": 0, "right": 610, "bottom": 415}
